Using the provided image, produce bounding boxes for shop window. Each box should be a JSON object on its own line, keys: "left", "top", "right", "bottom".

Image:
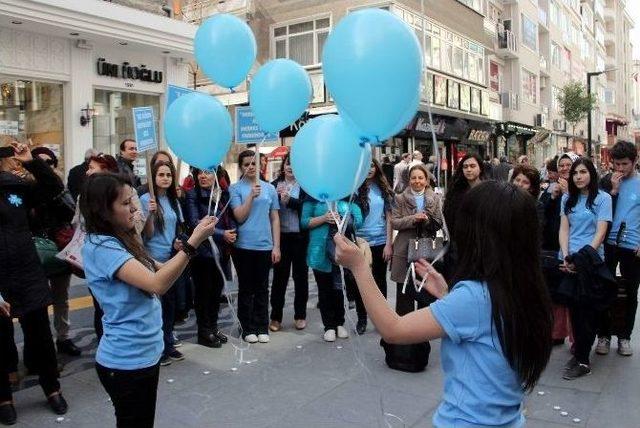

{"left": 0, "top": 78, "right": 64, "bottom": 168}
{"left": 93, "top": 89, "right": 160, "bottom": 176}
{"left": 272, "top": 17, "right": 330, "bottom": 67}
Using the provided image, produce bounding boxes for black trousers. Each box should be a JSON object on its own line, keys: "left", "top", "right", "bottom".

{"left": 570, "top": 303, "right": 599, "bottom": 365}
{"left": 0, "top": 308, "right": 60, "bottom": 402}
{"left": 270, "top": 233, "right": 309, "bottom": 322}
{"left": 191, "top": 257, "right": 225, "bottom": 336}
{"left": 345, "top": 244, "right": 388, "bottom": 321}
{"left": 232, "top": 249, "right": 272, "bottom": 336}
{"left": 161, "top": 283, "right": 177, "bottom": 352}
{"left": 314, "top": 266, "right": 345, "bottom": 331}
{"left": 96, "top": 362, "right": 159, "bottom": 428}
{"left": 599, "top": 243, "right": 640, "bottom": 340}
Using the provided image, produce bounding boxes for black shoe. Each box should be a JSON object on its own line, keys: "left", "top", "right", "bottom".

{"left": 563, "top": 363, "right": 591, "bottom": 380}
{"left": 198, "top": 334, "right": 222, "bottom": 349}
{"left": 356, "top": 319, "right": 367, "bottom": 335}
{"left": 213, "top": 330, "right": 228, "bottom": 344}
{"left": 159, "top": 354, "right": 172, "bottom": 366}
{"left": 47, "top": 393, "right": 68, "bottom": 415}
{"left": 166, "top": 348, "right": 185, "bottom": 362}
{"left": 0, "top": 403, "right": 16, "bottom": 425}
{"left": 56, "top": 339, "right": 81, "bottom": 357}
{"left": 564, "top": 356, "right": 578, "bottom": 370}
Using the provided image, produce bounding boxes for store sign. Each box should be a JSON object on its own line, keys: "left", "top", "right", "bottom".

{"left": 97, "top": 58, "right": 163, "bottom": 83}
{"left": 415, "top": 116, "right": 445, "bottom": 134}
{"left": 132, "top": 107, "right": 158, "bottom": 153}
{"left": 468, "top": 129, "right": 490, "bottom": 142}
{"left": 234, "top": 106, "right": 278, "bottom": 144}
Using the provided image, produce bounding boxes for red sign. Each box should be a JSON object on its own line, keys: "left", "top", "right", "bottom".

{"left": 268, "top": 146, "right": 289, "bottom": 159}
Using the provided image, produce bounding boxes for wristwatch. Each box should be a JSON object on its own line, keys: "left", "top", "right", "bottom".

{"left": 181, "top": 241, "right": 198, "bottom": 258}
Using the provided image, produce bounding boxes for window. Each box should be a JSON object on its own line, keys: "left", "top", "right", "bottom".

{"left": 455, "top": 0, "right": 482, "bottom": 14}
{"left": 550, "top": 0, "right": 559, "bottom": 26}
{"left": 521, "top": 68, "right": 537, "bottom": 104}
{"left": 0, "top": 79, "right": 65, "bottom": 168}
{"left": 604, "top": 88, "right": 615, "bottom": 105}
{"left": 273, "top": 17, "right": 330, "bottom": 66}
{"left": 552, "top": 86, "right": 561, "bottom": 113}
{"left": 489, "top": 61, "right": 501, "bottom": 92}
{"left": 581, "top": 5, "right": 593, "bottom": 28}
{"left": 561, "top": 48, "right": 571, "bottom": 76}
{"left": 521, "top": 14, "right": 537, "bottom": 52}
{"left": 551, "top": 42, "right": 561, "bottom": 68}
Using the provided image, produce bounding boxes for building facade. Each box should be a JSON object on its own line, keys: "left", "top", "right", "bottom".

{"left": 0, "top": 0, "right": 195, "bottom": 179}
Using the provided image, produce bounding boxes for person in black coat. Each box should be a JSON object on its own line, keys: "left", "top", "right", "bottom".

{"left": 66, "top": 149, "right": 96, "bottom": 200}
{"left": 0, "top": 140, "right": 68, "bottom": 425}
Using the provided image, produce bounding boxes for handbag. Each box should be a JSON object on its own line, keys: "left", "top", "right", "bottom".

{"left": 380, "top": 339, "right": 430, "bottom": 372}
{"left": 407, "top": 236, "right": 444, "bottom": 263}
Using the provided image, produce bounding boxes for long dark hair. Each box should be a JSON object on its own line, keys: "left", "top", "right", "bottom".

{"left": 149, "top": 161, "right": 180, "bottom": 233}
{"left": 454, "top": 181, "right": 552, "bottom": 391}
{"left": 565, "top": 158, "right": 599, "bottom": 215}
{"left": 444, "top": 153, "right": 485, "bottom": 236}
{"left": 356, "top": 158, "right": 394, "bottom": 216}
{"left": 80, "top": 174, "right": 154, "bottom": 270}
{"left": 276, "top": 153, "right": 292, "bottom": 181}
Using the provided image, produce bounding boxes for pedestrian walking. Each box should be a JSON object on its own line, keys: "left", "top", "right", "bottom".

{"left": 269, "top": 155, "right": 309, "bottom": 332}
{"left": 185, "top": 167, "right": 235, "bottom": 349}
{"left": 81, "top": 173, "right": 216, "bottom": 428}
{"left": 301, "top": 197, "right": 362, "bottom": 342}
{"left": 140, "top": 161, "right": 185, "bottom": 366}
{"left": 0, "top": 139, "right": 68, "bottom": 425}
{"left": 230, "top": 150, "right": 281, "bottom": 344}
{"left": 596, "top": 141, "right": 640, "bottom": 357}
{"left": 345, "top": 159, "right": 394, "bottom": 335}
{"left": 559, "top": 158, "right": 612, "bottom": 380}
{"left": 334, "top": 180, "right": 552, "bottom": 428}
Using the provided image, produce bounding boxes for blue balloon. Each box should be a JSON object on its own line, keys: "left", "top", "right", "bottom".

{"left": 291, "top": 115, "right": 372, "bottom": 202}
{"left": 164, "top": 92, "right": 232, "bottom": 170}
{"left": 323, "top": 9, "right": 422, "bottom": 142}
{"left": 250, "top": 59, "right": 312, "bottom": 133}
{"left": 194, "top": 14, "right": 256, "bottom": 89}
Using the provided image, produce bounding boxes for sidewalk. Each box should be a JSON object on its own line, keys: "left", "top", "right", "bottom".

{"left": 10, "top": 283, "right": 640, "bottom": 427}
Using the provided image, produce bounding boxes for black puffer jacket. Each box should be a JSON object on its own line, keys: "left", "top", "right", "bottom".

{"left": 0, "top": 158, "right": 63, "bottom": 317}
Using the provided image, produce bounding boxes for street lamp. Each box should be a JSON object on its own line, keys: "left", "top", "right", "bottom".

{"left": 586, "top": 68, "right": 616, "bottom": 158}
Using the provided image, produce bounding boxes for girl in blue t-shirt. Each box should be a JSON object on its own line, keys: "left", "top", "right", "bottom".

{"left": 334, "top": 181, "right": 553, "bottom": 428}
{"left": 559, "top": 157, "right": 612, "bottom": 379}
{"left": 346, "top": 159, "right": 394, "bottom": 335}
{"left": 80, "top": 173, "right": 216, "bottom": 428}
{"left": 140, "top": 160, "right": 184, "bottom": 366}
{"left": 229, "top": 150, "right": 280, "bottom": 344}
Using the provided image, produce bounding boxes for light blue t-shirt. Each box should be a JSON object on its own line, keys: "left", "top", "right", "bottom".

{"left": 430, "top": 280, "right": 525, "bottom": 428}
{"left": 560, "top": 190, "right": 612, "bottom": 259}
{"left": 357, "top": 184, "right": 387, "bottom": 246}
{"left": 82, "top": 235, "right": 163, "bottom": 370}
{"left": 139, "top": 193, "right": 177, "bottom": 262}
{"left": 229, "top": 179, "right": 280, "bottom": 251}
{"left": 607, "top": 173, "right": 640, "bottom": 250}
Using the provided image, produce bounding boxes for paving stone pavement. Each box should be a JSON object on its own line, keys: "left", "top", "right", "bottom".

{"left": 8, "top": 279, "right": 640, "bottom": 427}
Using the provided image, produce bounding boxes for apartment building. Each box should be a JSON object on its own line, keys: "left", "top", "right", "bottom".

{"left": 177, "top": 0, "right": 498, "bottom": 177}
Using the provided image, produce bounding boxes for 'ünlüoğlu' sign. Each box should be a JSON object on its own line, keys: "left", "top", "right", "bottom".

{"left": 97, "top": 58, "right": 163, "bottom": 83}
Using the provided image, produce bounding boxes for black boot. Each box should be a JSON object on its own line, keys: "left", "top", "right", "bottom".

{"left": 0, "top": 403, "right": 16, "bottom": 425}
{"left": 213, "top": 330, "right": 228, "bottom": 344}
{"left": 47, "top": 393, "right": 68, "bottom": 415}
{"left": 356, "top": 319, "right": 367, "bottom": 335}
{"left": 56, "top": 339, "right": 81, "bottom": 357}
{"left": 197, "top": 333, "right": 222, "bottom": 348}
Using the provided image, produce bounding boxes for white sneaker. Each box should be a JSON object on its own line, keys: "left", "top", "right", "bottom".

{"left": 258, "top": 334, "right": 270, "bottom": 343}
{"left": 323, "top": 329, "right": 336, "bottom": 342}
{"left": 244, "top": 334, "right": 258, "bottom": 343}
{"left": 618, "top": 339, "right": 633, "bottom": 356}
{"left": 595, "top": 337, "right": 610, "bottom": 355}
{"left": 336, "top": 325, "right": 349, "bottom": 339}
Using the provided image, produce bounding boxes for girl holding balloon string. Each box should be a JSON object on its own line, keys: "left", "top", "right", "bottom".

{"left": 230, "top": 150, "right": 281, "bottom": 344}
{"left": 334, "top": 180, "right": 552, "bottom": 428}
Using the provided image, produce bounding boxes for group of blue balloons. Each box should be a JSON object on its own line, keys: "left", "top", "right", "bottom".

{"left": 164, "top": 9, "right": 422, "bottom": 202}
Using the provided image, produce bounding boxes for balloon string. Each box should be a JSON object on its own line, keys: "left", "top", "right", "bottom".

{"left": 207, "top": 171, "right": 221, "bottom": 217}
{"left": 338, "top": 142, "right": 370, "bottom": 234}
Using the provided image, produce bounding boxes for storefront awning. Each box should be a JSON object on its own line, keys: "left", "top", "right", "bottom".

{"left": 411, "top": 112, "right": 493, "bottom": 142}
{"left": 495, "top": 121, "right": 537, "bottom": 137}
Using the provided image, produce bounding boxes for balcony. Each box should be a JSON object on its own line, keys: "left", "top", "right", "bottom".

{"left": 604, "top": 31, "right": 616, "bottom": 46}
{"left": 539, "top": 56, "right": 550, "bottom": 76}
{"left": 501, "top": 91, "right": 520, "bottom": 111}
{"left": 603, "top": 7, "right": 615, "bottom": 22}
{"left": 538, "top": 9, "right": 549, "bottom": 31}
{"left": 497, "top": 30, "right": 519, "bottom": 59}
{"left": 180, "top": 0, "right": 253, "bottom": 24}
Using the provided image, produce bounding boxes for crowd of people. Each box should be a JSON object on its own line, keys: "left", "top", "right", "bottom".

{"left": 0, "top": 133, "right": 638, "bottom": 427}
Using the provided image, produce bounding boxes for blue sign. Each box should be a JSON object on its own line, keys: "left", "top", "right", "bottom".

{"left": 166, "top": 84, "right": 195, "bottom": 111}
{"left": 235, "top": 106, "right": 279, "bottom": 144}
{"left": 132, "top": 106, "right": 158, "bottom": 153}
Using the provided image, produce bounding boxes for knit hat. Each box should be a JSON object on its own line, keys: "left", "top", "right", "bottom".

{"left": 31, "top": 146, "right": 58, "bottom": 168}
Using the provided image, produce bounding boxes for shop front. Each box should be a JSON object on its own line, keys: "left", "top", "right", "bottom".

{"left": 494, "top": 122, "right": 537, "bottom": 162}
{"left": 0, "top": 0, "right": 195, "bottom": 177}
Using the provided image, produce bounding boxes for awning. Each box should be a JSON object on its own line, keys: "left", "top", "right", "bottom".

{"left": 495, "top": 121, "right": 537, "bottom": 137}
{"left": 268, "top": 145, "right": 289, "bottom": 159}
{"left": 412, "top": 112, "right": 493, "bottom": 142}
